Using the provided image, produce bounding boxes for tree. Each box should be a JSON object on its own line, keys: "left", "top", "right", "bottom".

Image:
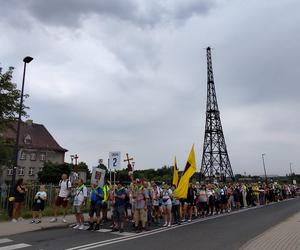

{"left": 38, "top": 162, "right": 71, "bottom": 184}
{"left": 0, "top": 67, "right": 29, "bottom": 164}
{"left": 77, "top": 161, "right": 92, "bottom": 180}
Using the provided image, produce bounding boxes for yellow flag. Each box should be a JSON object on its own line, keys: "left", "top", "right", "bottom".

{"left": 174, "top": 145, "right": 197, "bottom": 199}
{"left": 172, "top": 157, "right": 179, "bottom": 187}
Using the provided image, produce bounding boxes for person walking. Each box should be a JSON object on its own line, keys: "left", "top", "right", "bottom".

{"left": 12, "top": 178, "right": 26, "bottom": 222}
{"left": 31, "top": 185, "right": 47, "bottom": 224}
{"left": 171, "top": 185, "right": 180, "bottom": 225}
{"left": 133, "top": 179, "right": 149, "bottom": 232}
{"left": 101, "top": 181, "right": 110, "bottom": 222}
{"left": 161, "top": 184, "right": 172, "bottom": 227}
{"left": 50, "top": 174, "right": 71, "bottom": 223}
{"left": 87, "top": 180, "right": 104, "bottom": 231}
{"left": 73, "top": 178, "right": 88, "bottom": 230}
{"left": 198, "top": 184, "right": 208, "bottom": 217}
{"left": 111, "top": 181, "right": 126, "bottom": 233}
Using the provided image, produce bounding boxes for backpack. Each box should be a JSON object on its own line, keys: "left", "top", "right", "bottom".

{"left": 59, "top": 179, "right": 71, "bottom": 189}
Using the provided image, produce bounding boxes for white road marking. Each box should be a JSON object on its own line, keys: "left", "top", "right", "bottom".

{"left": 0, "top": 239, "right": 13, "bottom": 244}
{"left": 96, "top": 229, "right": 111, "bottom": 233}
{"left": 0, "top": 243, "right": 31, "bottom": 250}
{"left": 110, "top": 232, "right": 136, "bottom": 237}
{"left": 66, "top": 198, "right": 297, "bottom": 250}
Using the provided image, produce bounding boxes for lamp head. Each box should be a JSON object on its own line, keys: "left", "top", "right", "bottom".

{"left": 23, "top": 56, "right": 33, "bottom": 63}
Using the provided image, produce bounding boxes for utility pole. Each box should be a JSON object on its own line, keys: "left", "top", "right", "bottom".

{"left": 262, "top": 154, "right": 267, "bottom": 184}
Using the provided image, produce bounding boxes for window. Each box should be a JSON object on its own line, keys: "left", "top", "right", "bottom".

{"left": 24, "top": 134, "right": 32, "bottom": 144}
{"left": 30, "top": 153, "right": 36, "bottom": 161}
{"left": 20, "top": 152, "right": 26, "bottom": 160}
{"left": 28, "top": 167, "right": 34, "bottom": 176}
{"left": 40, "top": 153, "right": 46, "bottom": 161}
{"left": 18, "top": 167, "right": 25, "bottom": 176}
{"left": 7, "top": 168, "right": 13, "bottom": 176}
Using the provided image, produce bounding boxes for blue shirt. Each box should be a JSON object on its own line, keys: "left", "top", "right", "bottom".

{"left": 115, "top": 188, "right": 126, "bottom": 207}
{"left": 90, "top": 187, "right": 104, "bottom": 205}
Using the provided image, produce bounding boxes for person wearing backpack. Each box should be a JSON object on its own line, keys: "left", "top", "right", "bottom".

{"left": 87, "top": 180, "right": 104, "bottom": 231}
{"left": 50, "top": 173, "right": 71, "bottom": 223}
{"left": 72, "top": 178, "right": 88, "bottom": 230}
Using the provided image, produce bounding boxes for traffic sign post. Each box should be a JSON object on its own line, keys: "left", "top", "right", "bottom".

{"left": 109, "top": 151, "right": 121, "bottom": 170}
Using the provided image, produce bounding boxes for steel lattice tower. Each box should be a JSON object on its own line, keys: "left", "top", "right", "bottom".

{"left": 200, "top": 47, "right": 234, "bottom": 181}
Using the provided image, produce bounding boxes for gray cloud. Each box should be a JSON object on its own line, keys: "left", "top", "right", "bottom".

{"left": 1, "top": 0, "right": 216, "bottom": 28}
{"left": 1, "top": 0, "right": 300, "bottom": 175}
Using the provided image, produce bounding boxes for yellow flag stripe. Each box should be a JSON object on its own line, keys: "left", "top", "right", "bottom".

{"left": 174, "top": 145, "right": 196, "bottom": 199}
{"left": 172, "top": 157, "right": 179, "bottom": 187}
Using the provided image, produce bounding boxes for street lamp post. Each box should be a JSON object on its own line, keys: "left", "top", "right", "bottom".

{"left": 10, "top": 56, "right": 33, "bottom": 191}
{"left": 262, "top": 153, "right": 268, "bottom": 184}
{"left": 290, "top": 162, "right": 293, "bottom": 183}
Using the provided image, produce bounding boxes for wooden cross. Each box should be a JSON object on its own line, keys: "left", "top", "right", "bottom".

{"left": 124, "top": 153, "right": 134, "bottom": 172}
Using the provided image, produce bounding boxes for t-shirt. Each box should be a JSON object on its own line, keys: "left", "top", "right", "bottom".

{"left": 35, "top": 191, "right": 47, "bottom": 200}
{"left": 135, "top": 187, "right": 149, "bottom": 209}
{"left": 73, "top": 185, "right": 88, "bottom": 206}
{"left": 199, "top": 189, "right": 208, "bottom": 202}
{"left": 34, "top": 191, "right": 47, "bottom": 205}
{"left": 114, "top": 187, "right": 126, "bottom": 207}
{"left": 162, "top": 189, "right": 172, "bottom": 205}
{"left": 59, "top": 179, "right": 71, "bottom": 198}
{"left": 153, "top": 187, "right": 161, "bottom": 206}
{"left": 206, "top": 189, "right": 214, "bottom": 197}
{"left": 90, "top": 187, "right": 104, "bottom": 205}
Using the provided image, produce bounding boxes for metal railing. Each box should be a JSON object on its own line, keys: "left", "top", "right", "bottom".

{"left": 0, "top": 184, "right": 58, "bottom": 211}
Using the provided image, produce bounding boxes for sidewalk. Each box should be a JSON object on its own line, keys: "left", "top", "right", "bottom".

{"left": 241, "top": 210, "right": 300, "bottom": 250}
{"left": 0, "top": 213, "right": 86, "bottom": 237}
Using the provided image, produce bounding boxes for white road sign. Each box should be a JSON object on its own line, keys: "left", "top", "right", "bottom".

{"left": 109, "top": 151, "right": 121, "bottom": 170}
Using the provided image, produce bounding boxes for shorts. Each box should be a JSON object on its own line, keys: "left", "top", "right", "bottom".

{"left": 199, "top": 201, "right": 207, "bottom": 211}
{"left": 208, "top": 196, "right": 215, "bottom": 206}
{"left": 162, "top": 203, "right": 172, "bottom": 210}
{"left": 55, "top": 196, "right": 68, "bottom": 208}
{"left": 113, "top": 206, "right": 125, "bottom": 222}
{"left": 184, "top": 200, "right": 194, "bottom": 206}
{"left": 89, "top": 202, "right": 102, "bottom": 217}
{"left": 74, "top": 205, "right": 83, "bottom": 214}
{"left": 32, "top": 202, "right": 45, "bottom": 212}
{"left": 134, "top": 208, "right": 147, "bottom": 225}
{"left": 154, "top": 205, "right": 160, "bottom": 212}
{"left": 220, "top": 195, "right": 228, "bottom": 204}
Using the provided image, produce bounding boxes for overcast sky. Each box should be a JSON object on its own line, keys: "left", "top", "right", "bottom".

{"left": 1, "top": 0, "right": 300, "bottom": 175}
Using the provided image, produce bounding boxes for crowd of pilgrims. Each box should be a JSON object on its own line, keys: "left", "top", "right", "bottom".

{"left": 84, "top": 178, "right": 298, "bottom": 232}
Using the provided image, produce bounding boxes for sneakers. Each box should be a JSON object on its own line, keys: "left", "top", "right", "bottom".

{"left": 87, "top": 224, "right": 94, "bottom": 231}
{"left": 73, "top": 224, "right": 80, "bottom": 229}
{"left": 78, "top": 225, "right": 85, "bottom": 230}
{"left": 35, "top": 220, "right": 41, "bottom": 224}
{"left": 163, "top": 223, "right": 168, "bottom": 227}
{"left": 50, "top": 218, "right": 57, "bottom": 223}
{"left": 94, "top": 224, "right": 100, "bottom": 231}
{"left": 11, "top": 219, "right": 18, "bottom": 223}
{"left": 62, "top": 218, "right": 67, "bottom": 223}
{"left": 188, "top": 219, "right": 192, "bottom": 222}
{"left": 30, "top": 220, "right": 35, "bottom": 224}
{"left": 167, "top": 223, "right": 171, "bottom": 227}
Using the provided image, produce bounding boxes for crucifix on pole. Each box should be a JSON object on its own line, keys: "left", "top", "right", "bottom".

{"left": 124, "top": 153, "right": 134, "bottom": 172}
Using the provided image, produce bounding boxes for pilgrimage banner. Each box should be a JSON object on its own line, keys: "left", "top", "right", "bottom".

{"left": 91, "top": 167, "right": 106, "bottom": 187}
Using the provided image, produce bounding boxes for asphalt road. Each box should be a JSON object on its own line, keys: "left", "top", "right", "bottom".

{"left": 2, "top": 198, "right": 300, "bottom": 250}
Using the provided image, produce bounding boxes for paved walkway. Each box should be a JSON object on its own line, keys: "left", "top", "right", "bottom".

{"left": 0, "top": 213, "right": 91, "bottom": 237}
{"left": 0, "top": 215, "right": 79, "bottom": 237}
{"left": 241, "top": 210, "right": 300, "bottom": 250}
